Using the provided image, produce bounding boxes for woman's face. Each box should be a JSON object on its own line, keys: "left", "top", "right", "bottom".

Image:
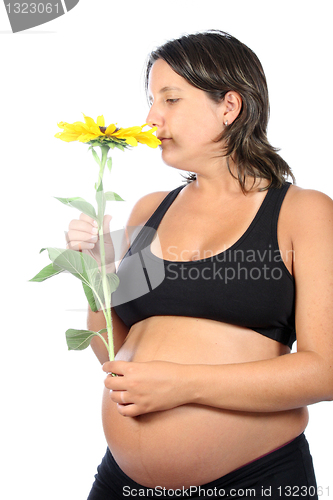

{"left": 146, "top": 59, "right": 226, "bottom": 174}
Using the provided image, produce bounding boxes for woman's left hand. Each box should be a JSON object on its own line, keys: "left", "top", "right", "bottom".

{"left": 103, "top": 360, "right": 190, "bottom": 417}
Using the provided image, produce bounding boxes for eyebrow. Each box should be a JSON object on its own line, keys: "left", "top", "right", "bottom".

{"left": 159, "top": 86, "right": 183, "bottom": 93}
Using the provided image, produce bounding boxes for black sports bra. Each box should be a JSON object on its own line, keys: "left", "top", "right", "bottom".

{"left": 112, "top": 182, "right": 296, "bottom": 348}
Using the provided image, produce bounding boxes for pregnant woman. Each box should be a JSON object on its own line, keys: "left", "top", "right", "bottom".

{"left": 66, "top": 31, "right": 333, "bottom": 499}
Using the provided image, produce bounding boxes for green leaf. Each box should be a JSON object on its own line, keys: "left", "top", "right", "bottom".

{"left": 104, "top": 191, "right": 125, "bottom": 202}
{"left": 39, "top": 248, "right": 106, "bottom": 310}
{"left": 90, "top": 147, "right": 101, "bottom": 167}
{"left": 93, "top": 271, "right": 104, "bottom": 301}
{"left": 55, "top": 197, "right": 97, "bottom": 221}
{"left": 88, "top": 269, "right": 108, "bottom": 308}
{"left": 107, "top": 272, "right": 120, "bottom": 293}
{"left": 82, "top": 282, "right": 98, "bottom": 312}
{"left": 107, "top": 157, "right": 112, "bottom": 173}
{"left": 87, "top": 140, "right": 102, "bottom": 147}
{"left": 29, "top": 263, "right": 63, "bottom": 282}
{"left": 80, "top": 253, "right": 102, "bottom": 311}
{"left": 65, "top": 328, "right": 109, "bottom": 351}
{"left": 65, "top": 329, "right": 99, "bottom": 351}
{"left": 41, "top": 248, "right": 99, "bottom": 283}
{"left": 82, "top": 271, "right": 119, "bottom": 310}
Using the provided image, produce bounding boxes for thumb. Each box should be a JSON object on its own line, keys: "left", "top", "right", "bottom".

{"left": 103, "top": 214, "right": 112, "bottom": 234}
{"left": 102, "top": 214, "right": 113, "bottom": 245}
{"left": 103, "top": 214, "right": 112, "bottom": 226}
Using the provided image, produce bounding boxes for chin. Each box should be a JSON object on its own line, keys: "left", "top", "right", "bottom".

{"left": 161, "top": 153, "right": 192, "bottom": 173}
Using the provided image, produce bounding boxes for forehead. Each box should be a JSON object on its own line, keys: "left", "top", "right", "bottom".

{"left": 148, "top": 59, "right": 189, "bottom": 94}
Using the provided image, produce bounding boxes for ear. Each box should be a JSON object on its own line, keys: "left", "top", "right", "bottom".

{"left": 222, "top": 91, "right": 242, "bottom": 125}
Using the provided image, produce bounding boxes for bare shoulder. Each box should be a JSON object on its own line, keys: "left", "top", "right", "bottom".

{"left": 126, "top": 190, "right": 171, "bottom": 227}
{"left": 286, "top": 183, "right": 333, "bottom": 207}
{"left": 285, "top": 183, "right": 333, "bottom": 239}
{"left": 285, "top": 185, "right": 333, "bottom": 353}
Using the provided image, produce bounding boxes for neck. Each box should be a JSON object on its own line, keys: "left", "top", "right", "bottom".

{"left": 189, "top": 159, "right": 266, "bottom": 198}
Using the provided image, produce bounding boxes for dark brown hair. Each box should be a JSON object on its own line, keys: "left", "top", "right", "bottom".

{"left": 145, "top": 30, "right": 295, "bottom": 191}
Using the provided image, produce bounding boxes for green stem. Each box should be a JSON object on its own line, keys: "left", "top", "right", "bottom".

{"left": 97, "top": 146, "right": 109, "bottom": 189}
{"left": 97, "top": 145, "right": 114, "bottom": 361}
{"left": 99, "top": 228, "right": 114, "bottom": 361}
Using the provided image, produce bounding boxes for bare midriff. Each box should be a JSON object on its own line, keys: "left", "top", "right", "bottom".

{"left": 102, "top": 315, "right": 308, "bottom": 489}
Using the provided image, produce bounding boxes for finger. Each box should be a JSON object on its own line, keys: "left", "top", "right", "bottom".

{"left": 67, "top": 229, "right": 98, "bottom": 244}
{"left": 104, "top": 373, "right": 125, "bottom": 391}
{"left": 66, "top": 219, "right": 99, "bottom": 249}
{"left": 103, "top": 214, "right": 113, "bottom": 245}
{"left": 103, "top": 361, "right": 113, "bottom": 373}
{"left": 110, "top": 390, "right": 128, "bottom": 405}
{"left": 117, "top": 403, "right": 141, "bottom": 418}
{"left": 79, "top": 213, "right": 99, "bottom": 226}
{"left": 67, "top": 231, "right": 98, "bottom": 245}
{"left": 103, "top": 214, "right": 112, "bottom": 232}
{"left": 67, "top": 240, "right": 96, "bottom": 251}
{"left": 68, "top": 219, "right": 99, "bottom": 234}
{"left": 103, "top": 360, "right": 127, "bottom": 375}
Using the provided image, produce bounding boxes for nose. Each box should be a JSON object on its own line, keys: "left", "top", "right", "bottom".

{"left": 146, "top": 102, "right": 164, "bottom": 129}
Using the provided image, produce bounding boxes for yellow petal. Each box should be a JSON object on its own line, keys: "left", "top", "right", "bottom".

{"left": 55, "top": 132, "right": 81, "bottom": 142}
{"left": 97, "top": 115, "right": 105, "bottom": 127}
{"left": 124, "top": 136, "right": 138, "bottom": 147}
{"left": 82, "top": 114, "right": 94, "bottom": 125}
{"left": 113, "top": 126, "right": 143, "bottom": 138}
{"left": 135, "top": 129, "right": 161, "bottom": 148}
{"left": 72, "top": 120, "right": 87, "bottom": 128}
{"left": 78, "top": 133, "right": 98, "bottom": 142}
{"left": 73, "top": 124, "right": 88, "bottom": 133}
{"left": 57, "top": 121, "right": 68, "bottom": 129}
{"left": 105, "top": 123, "right": 117, "bottom": 135}
{"left": 82, "top": 114, "right": 101, "bottom": 135}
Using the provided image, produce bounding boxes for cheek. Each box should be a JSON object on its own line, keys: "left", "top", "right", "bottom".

{"left": 190, "top": 104, "right": 222, "bottom": 137}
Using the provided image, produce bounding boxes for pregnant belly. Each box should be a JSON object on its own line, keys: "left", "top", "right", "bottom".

{"left": 102, "top": 316, "right": 308, "bottom": 489}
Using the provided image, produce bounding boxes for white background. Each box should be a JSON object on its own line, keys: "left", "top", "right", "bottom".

{"left": 1, "top": 0, "right": 332, "bottom": 498}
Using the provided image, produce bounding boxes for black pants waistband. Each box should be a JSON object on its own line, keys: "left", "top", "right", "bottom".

{"left": 87, "top": 433, "right": 318, "bottom": 499}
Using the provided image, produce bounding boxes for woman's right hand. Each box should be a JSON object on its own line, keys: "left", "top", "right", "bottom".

{"left": 66, "top": 213, "right": 115, "bottom": 272}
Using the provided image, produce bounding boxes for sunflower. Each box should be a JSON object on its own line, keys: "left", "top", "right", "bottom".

{"left": 55, "top": 114, "right": 160, "bottom": 148}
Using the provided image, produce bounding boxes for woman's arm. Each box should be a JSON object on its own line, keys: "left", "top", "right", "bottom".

{"left": 189, "top": 188, "right": 333, "bottom": 411}
{"left": 105, "top": 188, "right": 333, "bottom": 416}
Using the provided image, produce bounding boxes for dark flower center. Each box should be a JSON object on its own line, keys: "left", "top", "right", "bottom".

{"left": 99, "top": 126, "right": 120, "bottom": 134}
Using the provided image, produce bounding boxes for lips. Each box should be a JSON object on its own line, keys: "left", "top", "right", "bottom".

{"left": 157, "top": 137, "right": 172, "bottom": 143}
